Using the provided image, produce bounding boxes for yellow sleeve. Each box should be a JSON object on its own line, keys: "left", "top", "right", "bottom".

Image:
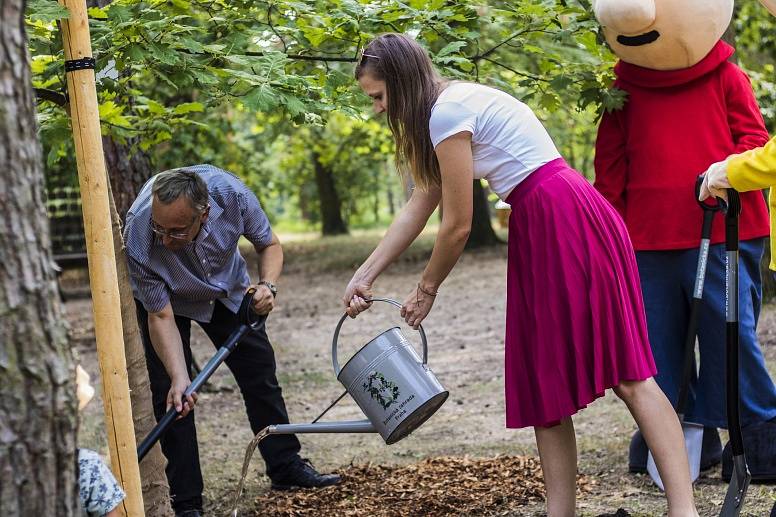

{"left": 727, "top": 135, "right": 776, "bottom": 192}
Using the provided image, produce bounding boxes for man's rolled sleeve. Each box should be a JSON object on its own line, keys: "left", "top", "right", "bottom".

{"left": 239, "top": 189, "right": 273, "bottom": 249}
{"left": 127, "top": 254, "right": 170, "bottom": 313}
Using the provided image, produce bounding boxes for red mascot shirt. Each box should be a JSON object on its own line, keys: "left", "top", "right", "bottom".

{"left": 595, "top": 40, "right": 770, "bottom": 250}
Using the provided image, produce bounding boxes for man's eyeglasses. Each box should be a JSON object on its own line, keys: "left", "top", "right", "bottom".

{"left": 150, "top": 218, "right": 198, "bottom": 240}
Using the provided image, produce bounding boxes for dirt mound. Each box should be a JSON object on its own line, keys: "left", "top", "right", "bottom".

{"left": 246, "top": 455, "right": 594, "bottom": 516}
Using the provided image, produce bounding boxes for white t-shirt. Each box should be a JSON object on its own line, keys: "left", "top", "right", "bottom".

{"left": 429, "top": 82, "right": 561, "bottom": 200}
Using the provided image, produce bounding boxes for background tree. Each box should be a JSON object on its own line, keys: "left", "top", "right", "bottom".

{"left": 28, "top": 0, "right": 616, "bottom": 239}
{"left": 0, "top": 0, "right": 79, "bottom": 514}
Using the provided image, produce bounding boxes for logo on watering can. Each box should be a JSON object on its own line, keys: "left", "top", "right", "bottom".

{"left": 362, "top": 371, "right": 400, "bottom": 410}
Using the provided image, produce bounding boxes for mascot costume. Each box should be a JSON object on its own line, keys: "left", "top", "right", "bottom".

{"left": 592, "top": 0, "right": 776, "bottom": 482}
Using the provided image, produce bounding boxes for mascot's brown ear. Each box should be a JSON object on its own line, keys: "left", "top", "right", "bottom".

{"left": 760, "top": 0, "right": 776, "bottom": 16}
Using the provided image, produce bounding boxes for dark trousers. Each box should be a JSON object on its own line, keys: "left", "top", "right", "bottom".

{"left": 636, "top": 239, "right": 776, "bottom": 428}
{"left": 136, "top": 300, "right": 301, "bottom": 512}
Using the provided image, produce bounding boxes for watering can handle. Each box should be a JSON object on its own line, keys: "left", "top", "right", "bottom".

{"left": 331, "top": 297, "right": 428, "bottom": 376}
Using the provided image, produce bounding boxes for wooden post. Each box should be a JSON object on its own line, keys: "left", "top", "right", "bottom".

{"left": 58, "top": 0, "right": 144, "bottom": 515}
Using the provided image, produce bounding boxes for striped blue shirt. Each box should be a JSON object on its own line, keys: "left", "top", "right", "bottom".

{"left": 124, "top": 164, "right": 272, "bottom": 322}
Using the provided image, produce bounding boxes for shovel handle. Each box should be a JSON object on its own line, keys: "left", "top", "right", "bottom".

{"left": 332, "top": 297, "right": 428, "bottom": 376}
{"left": 137, "top": 289, "right": 265, "bottom": 461}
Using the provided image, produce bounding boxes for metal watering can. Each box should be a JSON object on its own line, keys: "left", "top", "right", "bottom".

{"left": 270, "top": 297, "right": 449, "bottom": 442}
{"left": 231, "top": 298, "right": 448, "bottom": 514}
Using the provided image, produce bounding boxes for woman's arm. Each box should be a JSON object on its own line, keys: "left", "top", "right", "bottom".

{"left": 418, "top": 132, "right": 473, "bottom": 292}
{"left": 400, "top": 131, "right": 474, "bottom": 328}
{"left": 344, "top": 181, "right": 441, "bottom": 314}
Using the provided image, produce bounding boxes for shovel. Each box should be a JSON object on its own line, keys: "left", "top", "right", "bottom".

{"left": 646, "top": 176, "right": 721, "bottom": 489}
{"left": 137, "top": 288, "right": 265, "bottom": 461}
{"left": 719, "top": 189, "right": 751, "bottom": 517}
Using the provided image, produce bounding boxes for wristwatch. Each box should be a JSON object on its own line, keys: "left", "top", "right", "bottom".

{"left": 258, "top": 280, "right": 277, "bottom": 298}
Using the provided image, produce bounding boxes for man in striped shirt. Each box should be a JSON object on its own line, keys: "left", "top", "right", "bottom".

{"left": 124, "top": 165, "right": 340, "bottom": 517}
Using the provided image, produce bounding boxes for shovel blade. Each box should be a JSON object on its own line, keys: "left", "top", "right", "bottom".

{"left": 720, "top": 454, "right": 751, "bottom": 517}
{"left": 646, "top": 421, "right": 704, "bottom": 490}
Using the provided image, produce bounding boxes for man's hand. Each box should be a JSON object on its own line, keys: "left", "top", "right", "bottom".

{"left": 167, "top": 374, "right": 197, "bottom": 418}
{"left": 251, "top": 284, "right": 275, "bottom": 315}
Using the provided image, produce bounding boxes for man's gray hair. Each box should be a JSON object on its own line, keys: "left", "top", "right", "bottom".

{"left": 152, "top": 168, "right": 209, "bottom": 213}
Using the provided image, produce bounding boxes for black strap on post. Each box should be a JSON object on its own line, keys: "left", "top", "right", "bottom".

{"left": 64, "top": 57, "right": 96, "bottom": 73}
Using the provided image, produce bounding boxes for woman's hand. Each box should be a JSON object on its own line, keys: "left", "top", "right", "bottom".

{"left": 343, "top": 274, "right": 374, "bottom": 318}
{"left": 698, "top": 160, "right": 732, "bottom": 202}
{"left": 400, "top": 284, "right": 436, "bottom": 329}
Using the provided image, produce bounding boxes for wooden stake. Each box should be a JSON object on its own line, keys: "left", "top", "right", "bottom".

{"left": 58, "top": 0, "right": 144, "bottom": 515}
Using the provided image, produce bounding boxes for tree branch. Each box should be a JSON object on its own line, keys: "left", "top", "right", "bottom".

{"left": 471, "top": 25, "right": 551, "bottom": 62}
{"left": 34, "top": 88, "right": 68, "bottom": 107}
{"left": 479, "top": 56, "right": 547, "bottom": 82}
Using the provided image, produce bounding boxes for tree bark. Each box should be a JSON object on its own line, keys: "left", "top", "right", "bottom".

{"left": 106, "top": 178, "right": 173, "bottom": 516}
{"left": 466, "top": 179, "right": 501, "bottom": 248}
{"left": 312, "top": 151, "right": 348, "bottom": 235}
{"left": 0, "top": 0, "right": 80, "bottom": 514}
{"left": 103, "top": 137, "right": 153, "bottom": 222}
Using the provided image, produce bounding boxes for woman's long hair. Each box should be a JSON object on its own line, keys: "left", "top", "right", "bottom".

{"left": 355, "top": 34, "right": 445, "bottom": 191}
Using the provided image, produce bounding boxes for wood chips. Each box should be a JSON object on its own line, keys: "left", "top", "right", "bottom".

{"left": 249, "top": 455, "right": 595, "bottom": 516}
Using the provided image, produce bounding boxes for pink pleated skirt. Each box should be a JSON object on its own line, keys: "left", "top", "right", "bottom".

{"left": 504, "top": 158, "right": 656, "bottom": 428}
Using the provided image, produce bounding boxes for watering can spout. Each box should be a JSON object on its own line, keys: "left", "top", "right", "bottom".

{"left": 267, "top": 419, "right": 376, "bottom": 435}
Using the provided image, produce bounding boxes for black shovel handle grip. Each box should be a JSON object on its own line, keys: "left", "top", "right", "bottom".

{"left": 137, "top": 289, "right": 265, "bottom": 461}
{"left": 695, "top": 175, "right": 725, "bottom": 213}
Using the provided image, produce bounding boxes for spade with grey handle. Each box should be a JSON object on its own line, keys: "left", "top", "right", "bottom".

{"left": 719, "top": 188, "right": 750, "bottom": 517}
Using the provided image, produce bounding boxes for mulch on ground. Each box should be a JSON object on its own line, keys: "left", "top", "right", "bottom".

{"left": 243, "top": 455, "right": 595, "bottom": 516}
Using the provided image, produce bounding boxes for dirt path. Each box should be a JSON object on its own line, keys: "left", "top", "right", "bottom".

{"left": 70, "top": 244, "right": 776, "bottom": 516}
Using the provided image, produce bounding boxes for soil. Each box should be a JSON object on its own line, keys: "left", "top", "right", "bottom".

{"left": 70, "top": 240, "right": 776, "bottom": 516}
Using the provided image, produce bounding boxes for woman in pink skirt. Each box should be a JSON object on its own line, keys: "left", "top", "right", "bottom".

{"left": 343, "top": 33, "right": 698, "bottom": 516}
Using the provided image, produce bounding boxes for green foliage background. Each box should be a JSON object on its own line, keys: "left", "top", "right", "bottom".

{"left": 25, "top": 0, "right": 776, "bottom": 231}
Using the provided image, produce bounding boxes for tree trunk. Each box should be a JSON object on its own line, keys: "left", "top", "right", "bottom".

{"left": 466, "top": 179, "right": 501, "bottom": 248}
{"left": 0, "top": 1, "right": 80, "bottom": 514}
{"left": 106, "top": 179, "right": 173, "bottom": 516}
{"left": 312, "top": 152, "right": 348, "bottom": 235}
{"left": 103, "top": 137, "right": 153, "bottom": 222}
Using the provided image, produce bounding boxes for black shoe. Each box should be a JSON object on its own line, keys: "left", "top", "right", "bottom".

{"left": 270, "top": 458, "right": 341, "bottom": 490}
{"left": 721, "top": 418, "right": 776, "bottom": 483}
{"left": 628, "top": 427, "right": 721, "bottom": 474}
{"left": 175, "top": 511, "right": 202, "bottom": 517}
{"left": 597, "top": 510, "right": 631, "bottom": 517}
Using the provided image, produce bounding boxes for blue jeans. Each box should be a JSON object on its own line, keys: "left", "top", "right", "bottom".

{"left": 636, "top": 238, "right": 776, "bottom": 428}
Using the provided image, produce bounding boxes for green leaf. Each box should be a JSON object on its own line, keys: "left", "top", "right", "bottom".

{"left": 436, "top": 41, "right": 467, "bottom": 58}
{"left": 147, "top": 100, "right": 166, "bottom": 115}
{"left": 27, "top": 0, "right": 70, "bottom": 22}
{"left": 278, "top": 93, "right": 306, "bottom": 117}
{"left": 242, "top": 85, "right": 279, "bottom": 112}
{"left": 539, "top": 92, "right": 561, "bottom": 112}
{"left": 87, "top": 6, "right": 108, "bottom": 19}
{"left": 98, "top": 100, "right": 131, "bottom": 127}
{"left": 172, "top": 102, "right": 205, "bottom": 115}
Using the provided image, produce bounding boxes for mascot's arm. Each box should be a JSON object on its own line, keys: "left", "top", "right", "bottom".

{"left": 725, "top": 65, "right": 769, "bottom": 154}
{"left": 594, "top": 110, "right": 628, "bottom": 216}
{"left": 727, "top": 137, "right": 776, "bottom": 192}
